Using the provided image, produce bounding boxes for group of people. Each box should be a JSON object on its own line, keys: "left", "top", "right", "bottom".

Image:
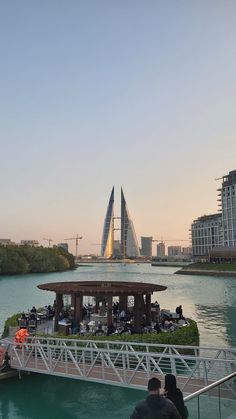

{"left": 130, "top": 374, "right": 188, "bottom": 419}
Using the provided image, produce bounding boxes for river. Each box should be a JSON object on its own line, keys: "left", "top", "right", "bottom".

{"left": 0, "top": 264, "right": 236, "bottom": 418}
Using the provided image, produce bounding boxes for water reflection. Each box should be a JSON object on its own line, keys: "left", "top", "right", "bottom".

{"left": 195, "top": 304, "right": 229, "bottom": 347}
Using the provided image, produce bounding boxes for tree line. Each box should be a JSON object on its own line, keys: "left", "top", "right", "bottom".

{"left": 0, "top": 245, "right": 76, "bottom": 275}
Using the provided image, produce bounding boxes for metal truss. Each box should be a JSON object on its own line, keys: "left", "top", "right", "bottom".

{"left": 4, "top": 337, "right": 236, "bottom": 393}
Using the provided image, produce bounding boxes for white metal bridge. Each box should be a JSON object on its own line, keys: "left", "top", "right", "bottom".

{"left": 3, "top": 337, "right": 236, "bottom": 396}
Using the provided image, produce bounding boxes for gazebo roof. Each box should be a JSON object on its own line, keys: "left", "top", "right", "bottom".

{"left": 37, "top": 281, "right": 167, "bottom": 295}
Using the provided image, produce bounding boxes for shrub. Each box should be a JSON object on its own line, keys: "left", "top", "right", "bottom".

{"left": 1, "top": 313, "right": 20, "bottom": 338}
{"left": 37, "top": 319, "right": 199, "bottom": 348}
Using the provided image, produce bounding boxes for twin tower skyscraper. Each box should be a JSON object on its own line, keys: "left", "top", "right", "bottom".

{"left": 101, "top": 187, "right": 141, "bottom": 259}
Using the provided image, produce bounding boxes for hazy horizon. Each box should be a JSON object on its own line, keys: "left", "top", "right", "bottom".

{"left": 1, "top": 1, "right": 236, "bottom": 255}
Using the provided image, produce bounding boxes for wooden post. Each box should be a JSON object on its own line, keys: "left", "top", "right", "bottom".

{"left": 107, "top": 295, "right": 113, "bottom": 326}
{"left": 54, "top": 293, "right": 63, "bottom": 332}
{"left": 75, "top": 293, "right": 83, "bottom": 327}
{"left": 95, "top": 297, "right": 100, "bottom": 313}
{"left": 134, "top": 294, "right": 144, "bottom": 332}
{"left": 145, "top": 293, "right": 151, "bottom": 325}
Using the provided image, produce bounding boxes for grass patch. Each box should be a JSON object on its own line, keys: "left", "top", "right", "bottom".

{"left": 184, "top": 262, "right": 236, "bottom": 272}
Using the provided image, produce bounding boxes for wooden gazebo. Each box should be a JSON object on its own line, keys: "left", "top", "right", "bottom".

{"left": 38, "top": 281, "right": 167, "bottom": 332}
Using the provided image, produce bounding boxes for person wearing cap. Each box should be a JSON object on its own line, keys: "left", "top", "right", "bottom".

{"left": 130, "top": 377, "right": 181, "bottom": 419}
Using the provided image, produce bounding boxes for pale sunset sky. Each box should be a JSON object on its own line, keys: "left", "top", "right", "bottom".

{"left": 1, "top": 1, "right": 236, "bottom": 255}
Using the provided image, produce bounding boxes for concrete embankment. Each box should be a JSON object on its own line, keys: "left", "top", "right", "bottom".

{"left": 175, "top": 268, "right": 236, "bottom": 277}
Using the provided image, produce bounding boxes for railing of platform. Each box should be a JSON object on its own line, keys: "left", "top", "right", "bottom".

{"left": 184, "top": 371, "right": 236, "bottom": 419}
{"left": 4, "top": 337, "right": 236, "bottom": 391}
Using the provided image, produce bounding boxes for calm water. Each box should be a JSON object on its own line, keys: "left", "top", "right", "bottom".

{"left": 0, "top": 264, "right": 236, "bottom": 418}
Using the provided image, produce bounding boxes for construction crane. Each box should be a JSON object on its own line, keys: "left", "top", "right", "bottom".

{"left": 43, "top": 238, "right": 52, "bottom": 247}
{"left": 64, "top": 234, "right": 83, "bottom": 259}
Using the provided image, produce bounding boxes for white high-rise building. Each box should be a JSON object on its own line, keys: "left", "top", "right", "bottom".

{"left": 218, "top": 170, "right": 236, "bottom": 247}
{"left": 156, "top": 242, "right": 165, "bottom": 257}
{"left": 191, "top": 214, "right": 222, "bottom": 258}
{"left": 191, "top": 169, "right": 236, "bottom": 258}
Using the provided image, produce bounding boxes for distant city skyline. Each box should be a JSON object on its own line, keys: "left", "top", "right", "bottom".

{"left": 1, "top": 2, "right": 236, "bottom": 255}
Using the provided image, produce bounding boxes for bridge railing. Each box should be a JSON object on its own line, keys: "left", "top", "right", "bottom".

{"left": 184, "top": 371, "right": 236, "bottom": 418}
{"left": 4, "top": 337, "right": 236, "bottom": 392}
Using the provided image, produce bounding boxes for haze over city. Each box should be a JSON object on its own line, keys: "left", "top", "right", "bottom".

{"left": 1, "top": 1, "right": 236, "bottom": 255}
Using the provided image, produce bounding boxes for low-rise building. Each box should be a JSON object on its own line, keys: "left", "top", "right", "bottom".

{"left": 57, "top": 243, "right": 69, "bottom": 252}
{"left": 182, "top": 246, "right": 192, "bottom": 255}
{"left": 209, "top": 247, "right": 236, "bottom": 263}
{"left": 0, "top": 238, "right": 13, "bottom": 246}
{"left": 20, "top": 240, "right": 39, "bottom": 247}
{"left": 167, "top": 246, "right": 182, "bottom": 257}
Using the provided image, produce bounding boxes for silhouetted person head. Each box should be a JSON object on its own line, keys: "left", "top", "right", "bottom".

{"left": 147, "top": 377, "right": 161, "bottom": 394}
{"left": 165, "top": 374, "right": 177, "bottom": 393}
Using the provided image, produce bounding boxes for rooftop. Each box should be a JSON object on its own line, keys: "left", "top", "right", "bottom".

{"left": 38, "top": 280, "right": 167, "bottom": 295}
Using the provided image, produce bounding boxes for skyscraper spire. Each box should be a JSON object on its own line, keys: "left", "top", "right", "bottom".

{"left": 101, "top": 186, "right": 114, "bottom": 258}
{"left": 120, "top": 187, "right": 140, "bottom": 258}
{"left": 101, "top": 187, "right": 140, "bottom": 259}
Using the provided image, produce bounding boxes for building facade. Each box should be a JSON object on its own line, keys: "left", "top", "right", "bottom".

{"left": 191, "top": 214, "right": 222, "bottom": 258}
{"left": 182, "top": 246, "right": 192, "bottom": 255}
{"left": 140, "top": 236, "right": 152, "bottom": 257}
{"left": 20, "top": 240, "right": 39, "bottom": 246}
{"left": 156, "top": 242, "right": 165, "bottom": 257}
{"left": 57, "top": 243, "right": 69, "bottom": 252}
{"left": 219, "top": 170, "right": 236, "bottom": 247}
{"left": 167, "top": 246, "right": 182, "bottom": 257}
{"left": 0, "top": 239, "right": 13, "bottom": 246}
{"left": 191, "top": 169, "right": 236, "bottom": 259}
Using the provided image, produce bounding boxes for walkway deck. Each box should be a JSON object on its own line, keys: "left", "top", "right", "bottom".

{"left": 4, "top": 337, "right": 236, "bottom": 398}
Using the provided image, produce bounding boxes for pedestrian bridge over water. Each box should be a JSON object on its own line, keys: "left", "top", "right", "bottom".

{"left": 3, "top": 337, "right": 236, "bottom": 397}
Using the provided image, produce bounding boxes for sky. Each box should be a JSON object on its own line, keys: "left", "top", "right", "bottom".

{"left": 1, "top": 1, "right": 236, "bottom": 255}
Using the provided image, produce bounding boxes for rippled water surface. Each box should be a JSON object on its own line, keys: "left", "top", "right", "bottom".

{"left": 0, "top": 264, "right": 236, "bottom": 418}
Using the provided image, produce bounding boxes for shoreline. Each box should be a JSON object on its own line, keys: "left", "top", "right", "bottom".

{"left": 175, "top": 269, "right": 236, "bottom": 277}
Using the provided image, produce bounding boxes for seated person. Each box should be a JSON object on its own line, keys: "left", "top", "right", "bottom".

{"left": 19, "top": 313, "right": 28, "bottom": 329}
{"left": 71, "top": 319, "right": 80, "bottom": 334}
{"left": 107, "top": 323, "right": 115, "bottom": 336}
{"left": 119, "top": 309, "right": 126, "bottom": 322}
{"left": 120, "top": 323, "right": 131, "bottom": 335}
{"left": 47, "top": 304, "right": 54, "bottom": 318}
{"left": 30, "top": 306, "right": 37, "bottom": 314}
{"left": 94, "top": 324, "right": 105, "bottom": 336}
{"left": 164, "top": 319, "right": 173, "bottom": 330}
{"left": 154, "top": 322, "right": 161, "bottom": 333}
